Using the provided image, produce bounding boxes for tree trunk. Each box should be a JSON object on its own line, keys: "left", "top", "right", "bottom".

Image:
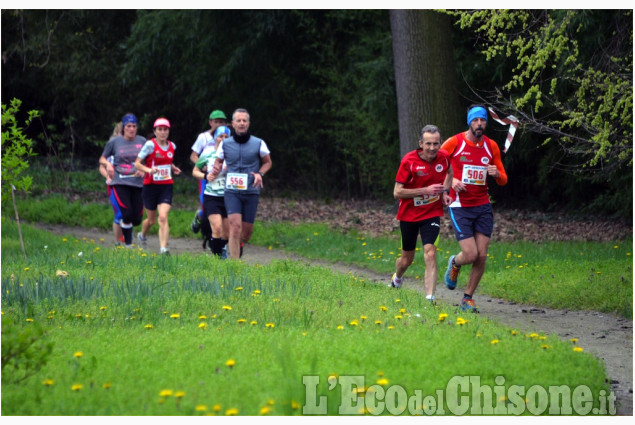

{"left": 390, "top": 10, "right": 463, "bottom": 158}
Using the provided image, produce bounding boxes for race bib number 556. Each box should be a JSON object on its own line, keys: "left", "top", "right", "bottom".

{"left": 226, "top": 173, "right": 248, "bottom": 190}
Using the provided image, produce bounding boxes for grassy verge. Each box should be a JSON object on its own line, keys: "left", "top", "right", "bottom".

{"left": 251, "top": 222, "right": 633, "bottom": 318}
{"left": 1, "top": 219, "right": 612, "bottom": 415}
{"left": 4, "top": 189, "right": 632, "bottom": 318}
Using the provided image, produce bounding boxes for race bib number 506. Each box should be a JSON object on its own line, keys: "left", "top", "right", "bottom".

{"left": 462, "top": 165, "right": 487, "bottom": 185}
{"left": 226, "top": 173, "right": 248, "bottom": 190}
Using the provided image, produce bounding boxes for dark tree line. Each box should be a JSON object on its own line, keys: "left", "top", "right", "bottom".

{"left": 2, "top": 9, "right": 631, "bottom": 218}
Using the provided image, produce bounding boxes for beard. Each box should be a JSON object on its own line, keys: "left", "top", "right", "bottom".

{"left": 470, "top": 126, "right": 484, "bottom": 138}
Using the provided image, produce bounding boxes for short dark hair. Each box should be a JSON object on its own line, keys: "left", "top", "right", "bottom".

{"left": 467, "top": 104, "right": 486, "bottom": 113}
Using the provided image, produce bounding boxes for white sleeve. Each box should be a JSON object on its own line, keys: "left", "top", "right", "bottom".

{"left": 216, "top": 141, "right": 224, "bottom": 160}
{"left": 259, "top": 140, "right": 271, "bottom": 157}
{"left": 191, "top": 133, "right": 206, "bottom": 154}
{"left": 137, "top": 141, "right": 155, "bottom": 160}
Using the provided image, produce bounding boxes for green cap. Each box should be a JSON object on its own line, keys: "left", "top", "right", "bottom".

{"left": 209, "top": 110, "right": 227, "bottom": 120}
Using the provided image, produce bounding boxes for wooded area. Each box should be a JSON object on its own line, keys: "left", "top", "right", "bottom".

{"left": 1, "top": 10, "right": 632, "bottom": 217}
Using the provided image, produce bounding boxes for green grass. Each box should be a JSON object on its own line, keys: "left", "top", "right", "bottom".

{"left": 250, "top": 221, "right": 633, "bottom": 318}
{"left": 1, "top": 219, "right": 613, "bottom": 415}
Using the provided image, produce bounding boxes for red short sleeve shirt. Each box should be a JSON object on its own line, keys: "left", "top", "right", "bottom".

{"left": 395, "top": 149, "right": 450, "bottom": 222}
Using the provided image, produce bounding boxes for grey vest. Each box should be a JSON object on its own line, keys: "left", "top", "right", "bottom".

{"left": 222, "top": 136, "right": 264, "bottom": 194}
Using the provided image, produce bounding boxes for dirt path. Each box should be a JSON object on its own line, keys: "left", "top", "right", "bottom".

{"left": 35, "top": 223, "right": 633, "bottom": 415}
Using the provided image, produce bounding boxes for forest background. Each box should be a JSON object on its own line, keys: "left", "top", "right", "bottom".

{"left": 1, "top": 9, "right": 632, "bottom": 219}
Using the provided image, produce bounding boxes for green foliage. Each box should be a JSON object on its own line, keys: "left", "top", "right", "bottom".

{"left": 448, "top": 10, "right": 633, "bottom": 180}
{"left": 1, "top": 98, "right": 39, "bottom": 198}
{"left": 120, "top": 10, "right": 398, "bottom": 199}
{"left": 1, "top": 315, "right": 54, "bottom": 384}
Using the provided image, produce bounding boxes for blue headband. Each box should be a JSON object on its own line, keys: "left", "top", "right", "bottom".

{"left": 213, "top": 125, "right": 231, "bottom": 139}
{"left": 467, "top": 107, "right": 488, "bottom": 126}
{"left": 122, "top": 114, "right": 138, "bottom": 126}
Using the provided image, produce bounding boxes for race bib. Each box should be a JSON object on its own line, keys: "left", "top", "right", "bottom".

{"left": 210, "top": 176, "right": 226, "bottom": 191}
{"left": 413, "top": 195, "right": 440, "bottom": 206}
{"left": 152, "top": 165, "right": 172, "bottom": 182}
{"left": 226, "top": 173, "right": 248, "bottom": 190}
{"left": 462, "top": 165, "right": 487, "bottom": 185}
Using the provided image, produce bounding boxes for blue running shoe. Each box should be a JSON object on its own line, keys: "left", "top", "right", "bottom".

{"left": 444, "top": 255, "right": 460, "bottom": 290}
{"left": 460, "top": 297, "right": 478, "bottom": 313}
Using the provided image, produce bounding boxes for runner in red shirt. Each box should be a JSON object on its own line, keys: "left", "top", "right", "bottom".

{"left": 134, "top": 118, "right": 182, "bottom": 255}
{"left": 391, "top": 125, "right": 453, "bottom": 302}
{"left": 440, "top": 105, "right": 508, "bottom": 312}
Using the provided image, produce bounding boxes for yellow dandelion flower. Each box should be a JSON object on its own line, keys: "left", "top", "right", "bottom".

{"left": 222, "top": 305, "right": 232, "bottom": 311}
{"left": 291, "top": 400, "right": 300, "bottom": 410}
{"left": 573, "top": 347, "right": 584, "bottom": 352}
{"left": 26, "top": 318, "right": 34, "bottom": 323}
{"left": 250, "top": 320, "right": 258, "bottom": 326}
{"left": 529, "top": 333, "right": 539, "bottom": 339}
{"left": 511, "top": 330, "right": 517, "bottom": 336}
{"left": 387, "top": 326, "right": 395, "bottom": 330}
{"left": 145, "top": 324, "right": 154, "bottom": 330}
{"left": 541, "top": 345, "right": 550, "bottom": 350}
{"left": 74, "top": 351, "right": 83, "bottom": 358}
{"left": 337, "top": 325, "right": 344, "bottom": 330}
{"left": 24, "top": 267, "right": 30, "bottom": 271}
{"left": 395, "top": 299, "right": 401, "bottom": 303}
{"left": 226, "top": 358, "right": 236, "bottom": 368}
{"left": 159, "top": 389, "right": 173, "bottom": 397}
{"left": 199, "top": 315, "right": 207, "bottom": 320}
{"left": 360, "top": 315, "right": 367, "bottom": 320}
{"left": 260, "top": 406, "right": 272, "bottom": 415}
{"left": 399, "top": 308, "right": 406, "bottom": 313}
{"left": 379, "top": 306, "right": 387, "bottom": 312}
{"left": 265, "top": 323, "right": 275, "bottom": 328}
{"left": 42, "top": 379, "right": 54, "bottom": 386}
{"left": 252, "top": 289, "right": 261, "bottom": 295}
{"left": 376, "top": 378, "right": 389, "bottom": 386}
{"left": 349, "top": 320, "right": 359, "bottom": 326}
{"left": 213, "top": 404, "right": 222, "bottom": 413}
{"left": 195, "top": 405, "right": 208, "bottom": 412}
{"left": 456, "top": 317, "right": 468, "bottom": 325}
{"left": 491, "top": 339, "right": 499, "bottom": 345}
{"left": 103, "top": 382, "right": 112, "bottom": 389}
{"left": 174, "top": 391, "right": 186, "bottom": 398}
{"left": 199, "top": 322, "right": 208, "bottom": 330}
{"left": 570, "top": 338, "right": 579, "bottom": 344}
{"left": 170, "top": 313, "right": 180, "bottom": 319}
{"left": 394, "top": 315, "right": 403, "bottom": 320}
{"left": 71, "top": 383, "right": 83, "bottom": 391}
{"left": 235, "top": 287, "right": 243, "bottom": 291}
{"left": 375, "top": 320, "right": 382, "bottom": 325}
{"left": 237, "top": 318, "right": 246, "bottom": 324}
{"left": 225, "top": 408, "right": 239, "bottom": 416}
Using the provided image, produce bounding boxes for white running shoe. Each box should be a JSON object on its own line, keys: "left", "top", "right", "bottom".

{"left": 390, "top": 273, "right": 404, "bottom": 288}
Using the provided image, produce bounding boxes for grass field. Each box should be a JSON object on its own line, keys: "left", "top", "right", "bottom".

{"left": 0, "top": 218, "right": 616, "bottom": 415}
